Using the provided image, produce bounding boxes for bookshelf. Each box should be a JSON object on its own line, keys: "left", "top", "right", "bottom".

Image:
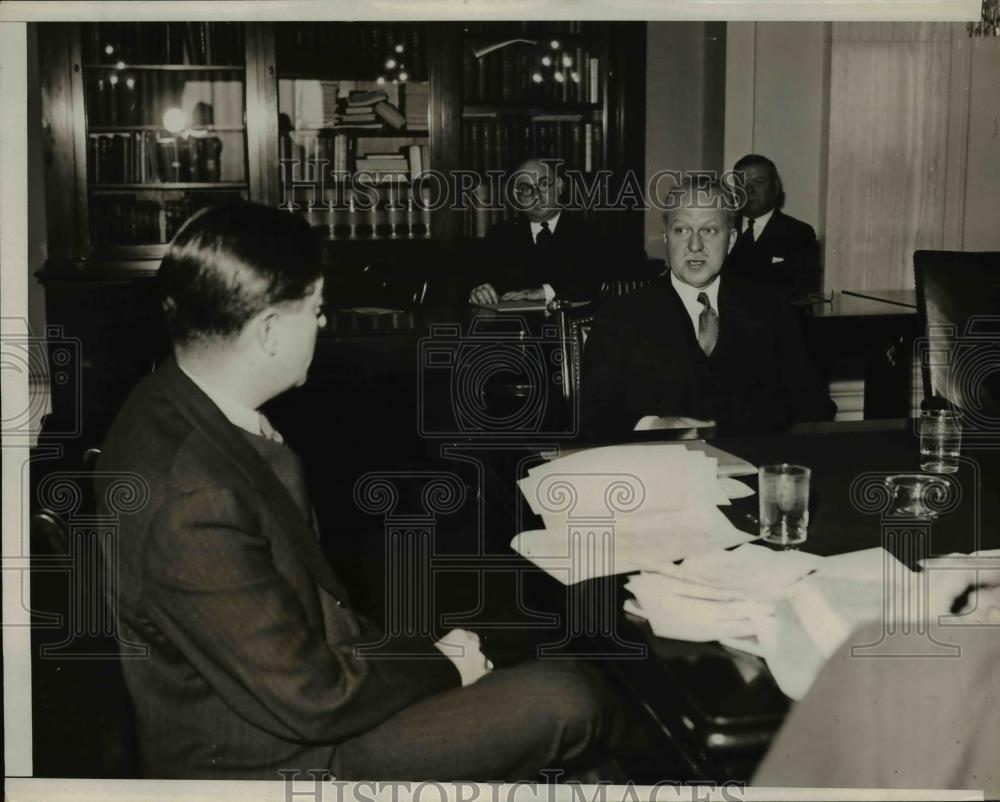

{"left": 41, "top": 20, "right": 643, "bottom": 264}
{"left": 272, "top": 23, "right": 435, "bottom": 241}
{"left": 76, "top": 22, "right": 251, "bottom": 250}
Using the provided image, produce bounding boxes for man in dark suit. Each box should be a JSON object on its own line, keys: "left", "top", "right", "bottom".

{"left": 726, "top": 154, "right": 821, "bottom": 298}
{"left": 97, "top": 203, "right": 620, "bottom": 780}
{"left": 468, "top": 158, "right": 603, "bottom": 305}
{"left": 581, "top": 179, "right": 834, "bottom": 439}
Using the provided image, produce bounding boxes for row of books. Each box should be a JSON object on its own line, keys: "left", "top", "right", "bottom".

{"left": 463, "top": 47, "right": 601, "bottom": 104}
{"left": 296, "top": 195, "right": 433, "bottom": 240}
{"left": 90, "top": 191, "right": 242, "bottom": 246}
{"left": 275, "top": 23, "right": 428, "bottom": 82}
{"left": 280, "top": 134, "right": 430, "bottom": 182}
{"left": 84, "top": 22, "right": 244, "bottom": 66}
{"left": 85, "top": 73, "right": 244, "bottom": 128}
{"left": 88, "top": 132, "right": 236, "bottom": 184}
{"left": 462, "top": 119, "right": 604, "bottom": 174}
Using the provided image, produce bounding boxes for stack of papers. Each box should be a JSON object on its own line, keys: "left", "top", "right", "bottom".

{"left": 623, "top": 544, "right": 822, "bottom": 643}
{"left": 511, "top": 444, "right": 757, "bottom": 585}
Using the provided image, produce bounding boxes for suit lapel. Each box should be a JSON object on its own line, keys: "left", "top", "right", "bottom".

{"left": 158, "top": 359, "right": 349, "bottom": 600}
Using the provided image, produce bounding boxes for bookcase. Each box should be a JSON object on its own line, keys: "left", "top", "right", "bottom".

{"left": 77, "top": 23, "right": 250, "bottom": 255}
{"left": 460, "top": 21, "right": 609, "bottom": 238}
{"left": 40, "top": 20, "right": 644, "bottom": 266}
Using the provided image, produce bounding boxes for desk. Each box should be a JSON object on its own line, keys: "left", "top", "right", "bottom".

{"left": 511, "top": 420, "right": 1000, "bottom": 781}
{"left": 803, "top": 291, "right": 919, "bottom": 419}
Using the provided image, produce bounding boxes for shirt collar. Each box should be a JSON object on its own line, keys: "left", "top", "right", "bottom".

{"left": 178, "top": 361, "right": 264, "bottom": 437}
{"left": 670, "top": 271, "right": 721, "bottom": 321}
{"left": 530, "top": 210, "right": 561, "bottom": 242}
{"left": 743, "top": 208, "right": 774, "bottom": 239}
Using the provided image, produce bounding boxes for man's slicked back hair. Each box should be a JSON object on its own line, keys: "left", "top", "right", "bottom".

{"left": 158, "top": 202, "right": 322, "bottom": 346}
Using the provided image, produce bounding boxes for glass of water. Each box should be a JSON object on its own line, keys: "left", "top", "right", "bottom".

{"left": 759, "top": 464, "right": 810, "bottom": 549}
{"left": 920, "top": 409, "right": 962, "bottom": 474}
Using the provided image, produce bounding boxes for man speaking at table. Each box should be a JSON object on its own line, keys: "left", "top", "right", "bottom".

{"left": 581, "top": 177, "right": 835, "bottom": 439}
{"left": 97, "top": 202, "right": 621, "bottom": 780}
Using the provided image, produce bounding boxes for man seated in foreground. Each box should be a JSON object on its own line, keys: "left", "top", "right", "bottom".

{"left": 468, "top": 157, "right": 603, "bottom": 306}
{"left": 97, "top": 202, "right": 621, "bottom": 780}
{"left": 581, "top": 178, "right": 835, "bottom": 439}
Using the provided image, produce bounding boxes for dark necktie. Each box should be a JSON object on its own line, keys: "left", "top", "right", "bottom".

{"left": 743, "top": 217, "right": 756, "bottom": 244}
{"left": 536, "top": 220, "right": 553, "bottom": 246}
{"left": 697, "top": 292, "right": 719, "bottom": 357}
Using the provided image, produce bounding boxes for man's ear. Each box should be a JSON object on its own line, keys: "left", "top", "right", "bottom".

{"left": 251, "top": 308, "right": 281, "bottom": 357}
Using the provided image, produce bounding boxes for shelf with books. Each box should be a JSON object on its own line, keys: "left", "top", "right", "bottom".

{"left": 463, "top": 103, "right": 601, "bottom": 119}
{"left": 83, "top": 64, "right": 245, "bottom": 72}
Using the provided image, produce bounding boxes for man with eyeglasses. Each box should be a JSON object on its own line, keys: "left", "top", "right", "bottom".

{"left": 580, "top": 177, "right": 834, "bottom": 439}
{"left": 467, "top": 158, "right": 604, "bottom": 306}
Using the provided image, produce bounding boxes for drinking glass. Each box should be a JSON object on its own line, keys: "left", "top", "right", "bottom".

{"left": 759, "top": 464, "right": 810, "bottom": 549}
{"left": 919, "top": 409, "right": 962, "bottom": 474}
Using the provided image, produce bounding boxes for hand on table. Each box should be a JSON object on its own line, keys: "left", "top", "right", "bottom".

{"left": 434, "top": 628, "right": 493, "bottom": 686}
{"left": 500, "top": 287, "right": 546, "bottom": 302}
{"left": 469, "top": 283, "right": 499, "bottom": 306}
{"left": 633, "top": 415, "right": 717, "bottom": 431}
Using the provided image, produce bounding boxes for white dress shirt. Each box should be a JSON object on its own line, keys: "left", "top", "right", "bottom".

{"left": 741, "top": 208, "right": 774, "bottom": 241}
{"left": 178, "top": 362, "right": 272, "bottom": 439}
{"left": 670, "top": 271, "right": 721, "bottom": 337}
{"left": 530, "top": 211, "right": 561, "bottom": 302}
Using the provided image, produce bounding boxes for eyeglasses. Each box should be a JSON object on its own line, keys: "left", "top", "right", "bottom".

{"left": 513, "top": 177, "right": 552, "bottom": 198}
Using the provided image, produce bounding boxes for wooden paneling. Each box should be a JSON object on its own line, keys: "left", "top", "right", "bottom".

{"left": 824, "top": 22, "right": 956, "bottom": 292}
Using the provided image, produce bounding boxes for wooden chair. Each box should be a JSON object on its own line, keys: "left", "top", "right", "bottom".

{"left": 913, "top": 250, "right": 1000, "bottom": 411}
{"left": 556, "top": 301, "right": 597, "bottom": 414}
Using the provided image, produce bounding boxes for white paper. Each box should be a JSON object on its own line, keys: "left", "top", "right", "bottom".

{"left": 510, "top": 507, "right": 755, "bottom": 586}
{"left": 658, "top": 543, "right": 824, "bottom": 603}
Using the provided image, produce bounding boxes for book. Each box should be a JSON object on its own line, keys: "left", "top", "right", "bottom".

{"left": 347, "top": 89, "right": 389, "bottom": 106}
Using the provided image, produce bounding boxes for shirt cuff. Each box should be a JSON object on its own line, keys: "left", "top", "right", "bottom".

{"left": 542, "top": 283, "right": 556, "bottom": 302}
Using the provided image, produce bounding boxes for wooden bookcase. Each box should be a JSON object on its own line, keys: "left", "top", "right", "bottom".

{"left": 35, "top": 20, "right": 645, "bottom": 447}
{"left": 40, "top": 20, "right": 645, "bottom": 267}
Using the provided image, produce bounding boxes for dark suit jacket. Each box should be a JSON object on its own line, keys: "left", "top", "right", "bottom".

{"left": 580, "top": 275, "right": 835, "bottom": 439}
{"left": 97, "top": 359, "right": 458, "bottom": 779}
{"left": 475, "top": 211, "right": 606, "bottom": 301}
{"left": 726, "top": 210, "right": 820, "bottom": 298}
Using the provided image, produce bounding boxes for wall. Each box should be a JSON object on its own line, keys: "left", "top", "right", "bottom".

{"left": 643, "top": 22, "right": 726, "bottom": 258}
{"left": 27, "top": 25, "right": 49, "bottom": 387}
{"left": 964, "top": 34, "right": 1000, "bottom": 251}
{"left": 726, "top": 22, "right": 1000, "bottom": 292}
{"left": 724, "top": 23, "right": 830, "bottom": 240}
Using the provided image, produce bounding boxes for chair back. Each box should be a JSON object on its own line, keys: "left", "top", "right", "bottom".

{"left": 913, "top": 250, "right": 1000, "bottom": 410}
{"left": 556, "top": 302, "right": 596, "bottom": 411}
{"left": 601, "top": 278, "right": 654, "bottom": 298}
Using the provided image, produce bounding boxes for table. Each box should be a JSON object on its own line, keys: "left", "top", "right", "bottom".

{"left": 509, "top": 420, "right": 1000, "bottom": 781}
{"left": 803, "top": 291, "right": 920, "bottom": 419}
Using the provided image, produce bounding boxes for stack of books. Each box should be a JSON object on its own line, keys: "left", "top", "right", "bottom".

{"left": 335, "top": 89, "right": 408, "bottom": 131}
{"left": 400, "top": 83, "right": 429, "bottom": 130}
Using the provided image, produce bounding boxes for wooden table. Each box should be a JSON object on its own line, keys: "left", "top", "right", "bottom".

{"left": 503, "top": 420, "right": 1000, "bottom": 781}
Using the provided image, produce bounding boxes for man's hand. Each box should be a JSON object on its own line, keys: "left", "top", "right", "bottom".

{"left": 434, "top": 628, "right": 493, "bottom": 687}
{"left": 633, "top": 415, "right": 716, "bottom": 431}
{"left": 469, "top": 283, "right": 499, "bottom": 306}
{"left": 500, "top": 287, "right": 546, "bottom": 302}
